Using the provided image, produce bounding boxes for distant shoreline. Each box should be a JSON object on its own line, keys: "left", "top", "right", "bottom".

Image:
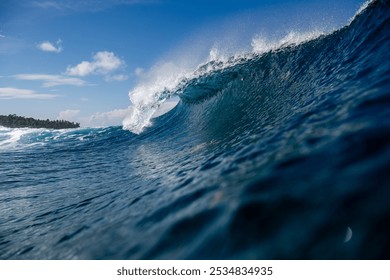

{"left": 0, "top": 114, "right": 80, "bottom": 129}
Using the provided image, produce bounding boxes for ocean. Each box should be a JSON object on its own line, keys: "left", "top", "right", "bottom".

{"left": 0, "top": 0, "right": 389, "bottom": 259}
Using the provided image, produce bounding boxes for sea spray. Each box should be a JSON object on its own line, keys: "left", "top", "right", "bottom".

{"left": 122, "top": 28, "right": 333, "bottom": 134}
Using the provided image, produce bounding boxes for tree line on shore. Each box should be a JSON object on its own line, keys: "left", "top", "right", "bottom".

{"left": 0, "top": 114, "right": 80, "bottom": 129}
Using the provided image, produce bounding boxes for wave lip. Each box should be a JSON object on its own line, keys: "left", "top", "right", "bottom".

{"left": 122, "top": 0, "right": 383, "bottom": 134}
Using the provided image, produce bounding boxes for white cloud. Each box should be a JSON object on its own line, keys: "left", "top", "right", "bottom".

{"left": 14, "top": 74, "right": 86, "bottom": 87}
{"left": 105, "top": 74, "right": 129, "bottom": 82}
{"left": 82, "top": 108, "right": 132, "bottom": 127}
{"left": 32, "top": 0, "right": 152, "bottom": 12}
{"left": 66, "top": 51, "right": 125, "bottom": 77}
{"left": 58, "top": 109, "right": 80, "bottom": 120}
{"left": 0, "top": 87, "right": 57, "bottom": 99}
{"left": 33, "top": 1, "right": 64, "bottom": 10}
{"left": 38, "top": 39, "right": 62, "bottom": 53}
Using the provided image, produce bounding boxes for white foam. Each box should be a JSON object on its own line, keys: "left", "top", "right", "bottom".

{"left": 0, "top": 127, "right": 79, "bottom": 149}
{"left": 0, "top": 128, "right": 32, "bottom": 148}
{"left": 122, "top": 0, "right": 373, "bottom": 134}
{"left": 349, "top": 0, "right": 374, "bottom": 24}
{"left": 122, "top": 47, "right": 245, "bottom": 134}
{"left": 123, "top": 61, "right": 196, "bottom": 133}
{"left": 122, "top": 29, "right": 329, "bottom": 134}
{"left": 251, "top": 30, "right": 325, "bottom": 54}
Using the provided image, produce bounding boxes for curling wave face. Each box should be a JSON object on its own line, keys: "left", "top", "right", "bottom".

{"left": 1, "top": 0, "right": 390, "bottom": 259}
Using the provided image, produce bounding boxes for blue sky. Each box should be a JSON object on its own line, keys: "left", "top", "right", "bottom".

{"left": 0, "top": 0, "right": 365, "bottom": 126}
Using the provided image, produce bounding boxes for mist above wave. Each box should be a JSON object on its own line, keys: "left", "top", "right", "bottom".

{"left": 122, "top": 27, "right": 334, "bottom": 134}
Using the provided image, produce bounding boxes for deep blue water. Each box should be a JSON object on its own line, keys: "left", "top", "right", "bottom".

{"left": 1, "top": 0, "right": 389, "bottom": 259}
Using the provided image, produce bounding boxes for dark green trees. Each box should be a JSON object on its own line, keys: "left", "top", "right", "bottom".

{"left": 0, "top": 114, "right": 80, "bottom": 129}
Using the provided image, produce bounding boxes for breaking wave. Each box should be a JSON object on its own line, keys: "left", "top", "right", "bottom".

{"left": 1, "top": 0, "right": 390, "bottom": 259}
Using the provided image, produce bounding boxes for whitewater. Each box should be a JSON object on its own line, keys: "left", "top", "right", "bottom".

{"left": 1, "top": 0, "right": 389, "bottom": 259}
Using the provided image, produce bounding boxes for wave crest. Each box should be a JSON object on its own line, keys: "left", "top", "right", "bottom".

{"left": 122, "top": 0, "right": 381, "bottom": 134}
